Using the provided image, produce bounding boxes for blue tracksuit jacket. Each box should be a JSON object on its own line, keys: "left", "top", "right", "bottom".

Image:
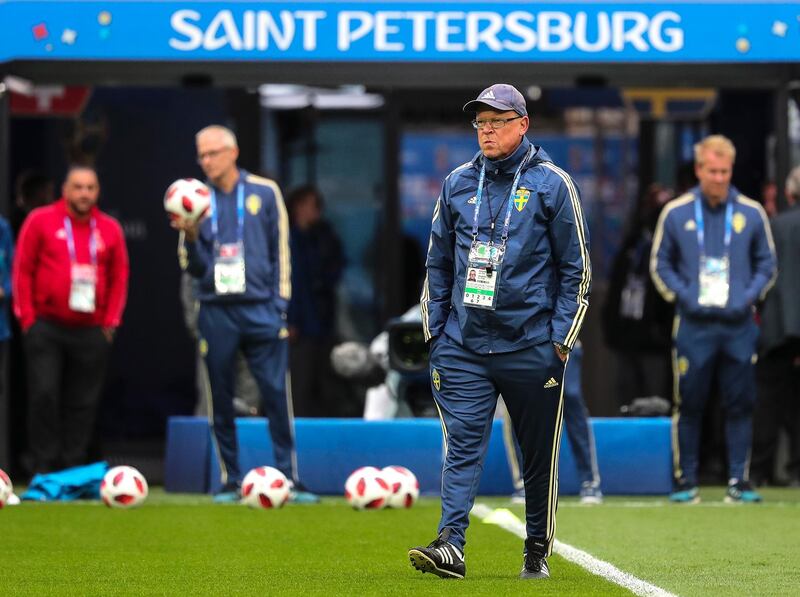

{"left": 421, "top": 136, "right": 591, "bottom": 354}
{"left": 650, "top": 186, "right": 776, "bottom": 320}
{"left": 185, "top": 169, "right": 291, "bottom": 313}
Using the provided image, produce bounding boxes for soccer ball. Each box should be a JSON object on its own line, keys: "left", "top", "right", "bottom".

{"left": 164, "top": 178, "right": 211, "bottom": 222}
{"left": 381, "top": 465, "right": 419, "bottom": 508}
{"left": 0, "top": 468, "right": 12, "bottom": 509}
{"left": 100, "top": 466, "right": 148, "bottom": 509}
{"left": 241, "top": 466, "right": 290, "bottom": 509}
{"left": 344, "top": 466, "right": 392, "bottom": 510}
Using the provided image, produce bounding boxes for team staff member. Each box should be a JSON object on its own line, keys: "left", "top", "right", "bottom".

{"left": 650, "top": 134, "right": 776, "bottom": 504}
{"left": 409, "top": 84, "right": 591, "bottom": 580}
{"left": 12, "top": 165, "right": 129, "bottom": 475}
{"left": 175, "top": 125, "right": 316, "bottom": 503}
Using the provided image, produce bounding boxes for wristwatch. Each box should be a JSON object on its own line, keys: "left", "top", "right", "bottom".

{"left": 553, "top": 342, "right": 571, "bottom": 356}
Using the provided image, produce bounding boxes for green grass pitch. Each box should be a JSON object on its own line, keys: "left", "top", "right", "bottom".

{"left": 3, "top": 489, "right": 799, "bottom": 595}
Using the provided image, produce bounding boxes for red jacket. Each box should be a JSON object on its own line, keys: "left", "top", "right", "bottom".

{"left": 12, "top": 199, "right": 129, "bottom": 331}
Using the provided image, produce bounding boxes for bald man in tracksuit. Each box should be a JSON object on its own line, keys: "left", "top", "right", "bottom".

{"left": 408, "top": 84, "right": 591, "bottom": 580}
{"left": 650, "top": 134, "right": 776, "bottom": 504}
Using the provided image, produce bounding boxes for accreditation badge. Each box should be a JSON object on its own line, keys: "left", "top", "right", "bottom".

{"left": 214, "top": 241, "right": 246, "bottom": 295}
{"left": 698, "top": 256, "right": 730, "bottom": 308}
{"left": 463, "top": 241, "right": 505, "bottom": 310}
{"left": 69, "top": 263, "right": 97, "bottom": 313}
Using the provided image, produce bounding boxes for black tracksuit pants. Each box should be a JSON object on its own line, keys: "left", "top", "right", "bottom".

{"left": 24, "top": 320, "right": 111, "bottom": 474}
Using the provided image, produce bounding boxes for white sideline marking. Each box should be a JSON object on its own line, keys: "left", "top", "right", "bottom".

{"left": 472, "top": 504, "right": 679, "bottom": 597}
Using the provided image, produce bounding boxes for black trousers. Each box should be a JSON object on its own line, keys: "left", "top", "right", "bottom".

{"left": 289, "top": 335, "right": 341, "bottom": 417}
{"left": 752, "top": 345, "right": 800, "bottom": 483}
{"left": 24, "top": 320, "right": 111, "bottom": 475}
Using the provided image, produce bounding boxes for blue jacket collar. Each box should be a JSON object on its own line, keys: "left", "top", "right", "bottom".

{"left": 208, "top": 168, "right": 246, "bottom": 195}
{"left": 694, "top": 184, "right": 738, "bottom": 210}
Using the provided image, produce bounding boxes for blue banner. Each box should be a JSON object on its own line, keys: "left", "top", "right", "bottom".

{"left": 1, "top": 1, "right": 799, "bottom": 63}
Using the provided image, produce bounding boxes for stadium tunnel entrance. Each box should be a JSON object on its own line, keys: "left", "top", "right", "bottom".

{"left": 1, "top": 1, "right": 799, "bottom": 482}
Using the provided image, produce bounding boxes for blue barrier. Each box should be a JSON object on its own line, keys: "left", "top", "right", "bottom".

{"left": 165, "top": 417, "right": 672, "bottom": 495}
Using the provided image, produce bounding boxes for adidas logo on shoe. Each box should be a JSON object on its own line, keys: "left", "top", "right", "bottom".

{"left": 543, "top": 377, "right": 559, "bottom": 389}
{"left": 408, "top": 531, "right": 465, "bottom": 579}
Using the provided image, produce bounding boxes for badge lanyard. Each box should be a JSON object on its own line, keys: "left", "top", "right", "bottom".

{"left": 462, "top": 147, "right": 532, "bottom": 310}
{"left": 694, "top": 191, "right": 733, "bottom": 309}
{"left": 210, "top": 182, "right": 245, "bottom": 249}
{"left": 694, "top": 192, "right": 733, "bottom": 260}
{"left": 471, "top": 145, "right": 532, "bottom": 256}
{"left": 64, "top": 216, "right": 97, "bottom": 267}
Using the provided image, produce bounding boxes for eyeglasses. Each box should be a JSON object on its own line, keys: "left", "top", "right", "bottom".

{"left": 197, "top": 147, "right": 230, "bottom": 162}
{"left": 471, "top": 116, "right": 523, "bottom": 130}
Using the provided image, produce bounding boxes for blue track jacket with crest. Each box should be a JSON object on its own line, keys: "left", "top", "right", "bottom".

{"left": 421, "top": 137, "right": 591, "bottom": 355}
{"left": 184, "top": 169, "right": 291, "bottom": 312}
{"left": 650, "top": 186, "right": 776, "bottom": 321}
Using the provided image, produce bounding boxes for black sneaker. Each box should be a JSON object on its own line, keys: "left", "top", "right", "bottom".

{"left": 520, "top": 537, "right": 550, "bottom": 579}
{"left": 408, "top": 530, "right": 465, "bottom": 579}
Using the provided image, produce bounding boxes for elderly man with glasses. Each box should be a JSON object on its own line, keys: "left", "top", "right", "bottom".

{"left": 409, "top": 84, "right": 591, "bottom": 580}
{"left": 173, "top": 125, "right": 317, "bottom": 504}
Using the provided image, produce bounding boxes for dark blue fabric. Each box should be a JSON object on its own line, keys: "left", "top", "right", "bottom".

{"left": 287, "top": 221, "right": 344, "bottom": 337}
{"left": 0, "top": 216, "right": 13, "bottom": 341}
{"left": 423, "top": 137, "right": 591, "bottom": 354}
{"left": 198, "top": 302, "right": 296, "bottom": 487}
{"left": 561, "top": 344, "right": 598, "bottom": 485}
{"left": 429, "top": 335, "right": 565, "bottom": 551}
{"left": 510, "top": 343, "right": 598, "bottom": 486}
{"left": 673, "top": 316, "right": 758, "bottom": 486}
{"left": 21, "top": 461, "right": 108, "bottom": 501}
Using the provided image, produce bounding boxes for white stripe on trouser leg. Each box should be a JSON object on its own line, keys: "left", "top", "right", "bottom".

{"left": 202, "top": 352, "right": 228, "bottom": 486}
{"left": 285, "top": 370, "right": 299, "bottom": 483}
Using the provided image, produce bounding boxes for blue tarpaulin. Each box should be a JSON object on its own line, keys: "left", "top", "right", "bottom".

{"left": 21, "top": 462, "right": 109, "bottom": 502}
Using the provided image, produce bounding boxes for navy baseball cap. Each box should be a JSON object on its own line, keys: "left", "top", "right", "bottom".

{"left": 463, "top": 84, "right": 527, "bottom": 116}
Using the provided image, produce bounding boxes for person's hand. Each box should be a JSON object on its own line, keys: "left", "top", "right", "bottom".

{"left": 170, "top": 216, "right": 200, "bottom": 242}
{"left": 553, "top": 342, "right": 569, "bottom": 362}
{"left": 102, "top": 327, "right": 116, "bottom": 343}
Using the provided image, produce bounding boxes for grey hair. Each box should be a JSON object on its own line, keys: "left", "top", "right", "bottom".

{"left": 195, "top": 125, "right": 238, "bottom": 149}
{"left": 786, "top": 165, "right": 800, "bottom": 199}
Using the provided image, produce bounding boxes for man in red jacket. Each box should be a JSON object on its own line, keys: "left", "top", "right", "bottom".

{"left": 12, "top": 165, "right": 129, "bottom": 475}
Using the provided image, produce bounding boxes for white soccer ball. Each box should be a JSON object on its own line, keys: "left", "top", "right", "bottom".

{"left": 344, "top": 466, "right": 392, "bottom": 510}
{"left": 241, "top": 466, "right": 291, "bottom": 509}
{"left": 164, "top": 178, "right": 211, "bottom": 222}
{"left": 100, "top": 466, "right": 148, "bottom": 509}
{"left": 381, "top": 465, "right": 420, "bottom": 508}
{"left": 0, "top": 468, "right": 12, "bottom": 509}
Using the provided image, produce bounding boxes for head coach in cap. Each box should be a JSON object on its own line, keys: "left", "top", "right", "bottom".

{"left": 408, "top": 84, "right": 591, "bottom": 580}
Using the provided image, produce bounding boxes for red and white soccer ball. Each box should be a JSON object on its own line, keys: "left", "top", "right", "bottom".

{"left": 344, "top": 466, "right": 392, "bottom": 510}
{"left": 381, "top": 465, "right": 419, "bottom": 509}
{"left": 100, "top": 465, "right": 148, "bottom": 509}
{"left": 0, "top": 468, "right": 13, "bottom": 509}
{"left": 241, "top": 466, "right": 291, "bottom": 509}
{"left": 164, "top": 178, "right": 211, "bottom": 222}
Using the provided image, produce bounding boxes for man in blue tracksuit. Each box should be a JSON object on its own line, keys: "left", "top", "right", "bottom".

{"left": 650, "top": 134, "right": 776, "bottom": 504}
{"left": 408, "top": 84, "right": 591, "bottom": 580}
{"left": 176, "top": 125, "right": 316, "bottom": 503}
